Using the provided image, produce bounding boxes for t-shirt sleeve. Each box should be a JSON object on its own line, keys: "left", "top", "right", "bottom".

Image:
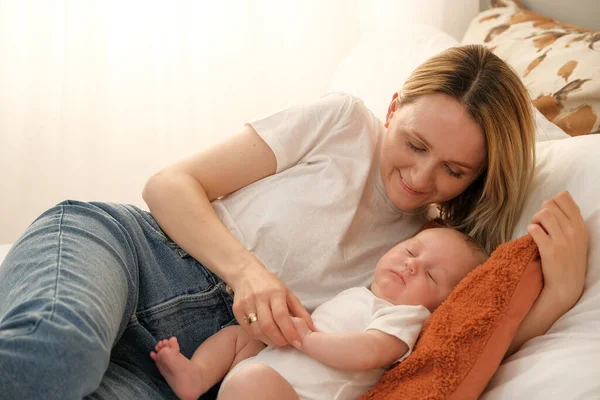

{"left": 248, "top": 92, "right": 362, "bottom": 173}
{"left": 365, "top": 305, "right": 431, "bottom": 363}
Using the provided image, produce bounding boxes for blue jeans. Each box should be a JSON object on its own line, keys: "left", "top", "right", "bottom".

{"left": 0, "top": 200, "right": 236, "bottom": 399}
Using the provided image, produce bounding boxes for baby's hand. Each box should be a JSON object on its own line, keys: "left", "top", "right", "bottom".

{"left": 291, "top": 317, "right": 312, "bottom": 349}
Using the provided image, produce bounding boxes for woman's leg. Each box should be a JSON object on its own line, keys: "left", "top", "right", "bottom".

{"left": 0, "top": 201, "right": 139, "bottom": 400}
{"left": 87, "top": 201, "right": 238, "bottom": 399}
{"left": 0, "top": 200, "right": 238, "bottom": 399}
{"left": 218, "top": 364, "right": 299, "bottom": 400}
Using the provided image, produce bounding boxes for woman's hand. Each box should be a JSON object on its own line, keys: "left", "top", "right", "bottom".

{"left": 291, "top": 317, "right": 312, "bottom": 339}
{"left": 229, "top": 260, "right": 316, "bottom": 347}
{"left": 290, "top": 317, "right": 313, "bottom": 350}
{"left": 527, "top": 191, "right": 589, "bottom": 314}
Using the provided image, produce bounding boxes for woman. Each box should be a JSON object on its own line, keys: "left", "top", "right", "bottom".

{"left": 0, "top": 45, "right": 588, "bottom": 399}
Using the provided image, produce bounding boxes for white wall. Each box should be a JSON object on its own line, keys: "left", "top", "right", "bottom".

{"left": 0, "top": 0, "right": 479, "bottom": 244}
{"left": 0, "top": 1, "right": 361, "bottom": 243}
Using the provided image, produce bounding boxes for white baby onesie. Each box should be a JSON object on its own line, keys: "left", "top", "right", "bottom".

{"left": 221, "top": 287, "right": 430, "bottom": 400}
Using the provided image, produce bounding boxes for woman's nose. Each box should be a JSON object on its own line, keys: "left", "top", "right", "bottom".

{"left": 411, "top": 163, "right": 434, "bottom": 191}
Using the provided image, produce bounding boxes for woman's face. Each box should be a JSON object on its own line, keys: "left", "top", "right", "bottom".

{"left": 380, "top": 93, "right": 486, "bottom": 212}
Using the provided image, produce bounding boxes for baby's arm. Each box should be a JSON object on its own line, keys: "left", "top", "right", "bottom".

{"left": 292, "top": 318, "right": 408, "bottom": 371}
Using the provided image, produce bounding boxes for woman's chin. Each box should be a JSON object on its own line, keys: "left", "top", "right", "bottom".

{"left": 390, "top": 191, "right": 429, "bottom": 212}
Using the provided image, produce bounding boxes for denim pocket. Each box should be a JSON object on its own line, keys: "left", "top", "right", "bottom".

{"left": 133, "top": 282, "right": 235, "bottom": 358}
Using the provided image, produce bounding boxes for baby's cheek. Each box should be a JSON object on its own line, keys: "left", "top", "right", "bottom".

{"left": 438, "top": 287, "right": 453, "bottom": 304}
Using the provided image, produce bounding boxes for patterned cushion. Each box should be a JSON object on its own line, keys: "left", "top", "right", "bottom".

{"left": 461, "top": 0, "right": 600, "bottom": 136}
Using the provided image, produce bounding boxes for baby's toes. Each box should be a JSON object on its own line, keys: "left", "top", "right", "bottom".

{"left": 168, "top": 337, "right": 180, "bottom": 352}
{"left": 156, "top": 339, "right": 168, "bottom": 352}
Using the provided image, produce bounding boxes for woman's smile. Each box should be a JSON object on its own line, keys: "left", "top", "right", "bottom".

{"left": 398, "top": 170, "right": 426, "bottom": 196}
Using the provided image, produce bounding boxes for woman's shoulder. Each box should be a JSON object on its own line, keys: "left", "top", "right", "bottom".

{"left": 314, "top": 92, "right": 383, "bottom": 142}
{"left": 317, "top": 91, "right": 371, "bottom": 119}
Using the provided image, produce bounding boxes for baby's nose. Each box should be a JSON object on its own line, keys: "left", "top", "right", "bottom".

{"left": 404, "top": 259, "right": 419, "bottom": 274}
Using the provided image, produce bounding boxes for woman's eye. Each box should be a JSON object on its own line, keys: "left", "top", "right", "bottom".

{"left": 445, "top": 164, "right": 462, "bottom": 179}
{"left": 406, "top": 140, "right": 425, "bottom": 153}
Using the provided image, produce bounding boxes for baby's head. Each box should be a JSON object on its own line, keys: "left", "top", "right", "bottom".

{"left": 371, "top": 227, "right": 488, "bottom": 312}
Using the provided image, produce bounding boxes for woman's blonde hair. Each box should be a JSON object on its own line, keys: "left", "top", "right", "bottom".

{"left": 398, "top": 44, "right": 535, "bottom": 252}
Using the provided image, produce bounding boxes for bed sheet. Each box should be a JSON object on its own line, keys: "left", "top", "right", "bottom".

{"left": 0, "top": 243, "right": 11, "bottom": 266}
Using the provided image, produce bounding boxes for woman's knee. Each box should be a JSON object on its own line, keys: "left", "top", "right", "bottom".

{"left": 1, "top": 200, "right": 136, "bottom": 351}
{"left": 0, "top": 201, "right": 141, "bottom": 398}
{"left": 0, "top": 316, "right": 111, "bottom": 399}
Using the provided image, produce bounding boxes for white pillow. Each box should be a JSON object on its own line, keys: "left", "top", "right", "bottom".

{"left": 534, "top": 108, "right": 570, "bottom": 141}
{"left": 0, "top": 243, "right": 12, "bottom": 267}
{"left": 328, "top": 23, "right": 569, "bottom": 142}
{"left": 328, "top": 23, "right": 458, "bottom": 121}
{"left": 482, "top": 134, "right": 600, "bottom": 399}
{"left": 357, "top": 0, "right": 479, "bottom": 42}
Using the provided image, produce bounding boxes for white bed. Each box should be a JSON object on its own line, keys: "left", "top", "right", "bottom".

{"left": 1, "top": 0, "right": 599, "bottom": 398}
{"left": 0, "top": 244, "right": 10, "bottom": 263}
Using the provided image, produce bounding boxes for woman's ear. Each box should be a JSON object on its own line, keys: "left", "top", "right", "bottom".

{"left": 385, "top": 93, "right": 399, "bottom": 129}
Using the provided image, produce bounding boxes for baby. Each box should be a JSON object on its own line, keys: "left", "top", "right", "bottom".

{"left": 150, "top": 227, "right": 488, "bottom": 400}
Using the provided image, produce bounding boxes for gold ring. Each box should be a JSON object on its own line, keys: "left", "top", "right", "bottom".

{"left": 247, "top": 313, "right": 258, "bottom": 325}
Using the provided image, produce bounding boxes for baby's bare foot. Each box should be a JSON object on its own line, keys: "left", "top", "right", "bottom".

{"left": 150, "top": 337, "right": 206, "bottom": 400}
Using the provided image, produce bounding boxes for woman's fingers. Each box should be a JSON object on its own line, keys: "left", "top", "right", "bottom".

{"left": 271, "top": 295, "right": 302, "bottom": 346}
{"left": 528, "top": 191, "right": 588, "bottom": 312}
{"left": 552, "top": 191, "right": 582, "bottom": 221}
{"left": 530, "top": 205, "right": 563, "bottom": 239}
{"left": 287, "top": 291, "right": 316, "bottom": 332}
{"left": 230, "top": 266, "right": 307, "bottom": 347}
{"left": 527, "top": 223, "right": 551, "bottom": 250}
{"left": 234, "top": 297, "right": 281, "bottom": 347}
{"left": 255, "top": 297, "right": 287, "bottom": 347}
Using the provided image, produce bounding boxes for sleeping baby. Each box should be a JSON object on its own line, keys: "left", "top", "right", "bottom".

{"left": 150, "top": 226, "right": 488, "bottom": 400}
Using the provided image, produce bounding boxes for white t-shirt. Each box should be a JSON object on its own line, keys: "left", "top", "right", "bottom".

{"left": 211, "top": 92, "right": 428, "bottom": 311}
{"left": 222, "top": 287, "right": 431, "bottom": 400}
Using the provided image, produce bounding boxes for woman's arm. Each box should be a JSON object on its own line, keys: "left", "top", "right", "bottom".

{"left": 143, "top": 126, "right": 313, "bottom": 347}
{"left": 507, "top": 191, "right": 588, "bottom": 357}
{"left": 291, "top": 317, "right": 409, "bottom": 371}
{"left": 507, "top": 286, "right": 562, "bottom": 357}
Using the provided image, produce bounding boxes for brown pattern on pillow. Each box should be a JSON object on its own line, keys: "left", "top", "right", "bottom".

{"left": 558, "top": 61, "right": 578, "bottom": 81}
{"left": 587, "top": 33, "right": 600, "bottom": 49}
{"left": 479, "top": 14, "right": 502, "bottom": 23}
{"left": 491, "top": 0, "right": 509, "bottom": 7}
{"left": 523, "top": 50, "right": 549, "bottom": 77}
{"left": 527, "top": 31, "right": 568, "bottom": 51}
{"left": 461, "top": 0, "right": 600, "bottom": 136}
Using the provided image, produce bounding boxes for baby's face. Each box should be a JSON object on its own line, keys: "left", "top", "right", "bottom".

{"left": 371, "top": 228, "right": 481, "bottom": 312}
